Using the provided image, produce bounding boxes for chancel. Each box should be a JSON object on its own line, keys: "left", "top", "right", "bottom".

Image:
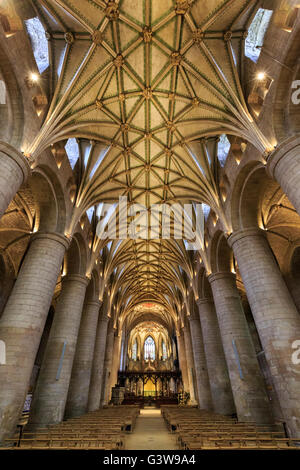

{"left": 117, "top": 318, "right": 182, "bottom": 406}
{"left": 0, "top": 0, "right": 299, "bottom": 452}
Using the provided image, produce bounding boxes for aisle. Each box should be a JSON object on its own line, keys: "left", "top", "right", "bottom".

{"left": 125, "top": 408, "right": 178, "bottom": 450}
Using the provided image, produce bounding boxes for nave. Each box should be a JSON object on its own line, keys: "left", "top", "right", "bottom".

{"left": 1, "top": 404, "right": 299, "bottom": 451}
{"left": 0, "top": 0, "right": 300, "bottom": 453}
{"left": 125, "top": 408, "right": 178, "bottom": 450}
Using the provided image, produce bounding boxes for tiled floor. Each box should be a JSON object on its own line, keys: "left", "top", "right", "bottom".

{"left": 125, "top": 408, "right": 178, "bottom": 450}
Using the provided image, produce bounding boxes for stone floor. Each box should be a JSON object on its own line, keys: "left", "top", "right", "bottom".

{"left": 125, "top": 407, "right": 178, "bottom": 450}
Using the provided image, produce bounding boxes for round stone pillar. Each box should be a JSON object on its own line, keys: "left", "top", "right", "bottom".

{"left": 188, "top": 313, "right": 213, "bottom": 410}
{"left": 28, "top": 274, "right": 89, "bottom": 429}
{"left": 267, "top": 136, "right": 300, "bottom": 217}
{"left": 101, "top": 320, "right": 115, "bottom": 406}
{"left": 197, "top": 298, "right": 235, "bottom": 415}
{"left": 87, "top": 309, "right": 109, "bottom": 411}
{"left": 208, "top": 272, "right": 272, "bottom": 424}
{"left": 176, "top": 330, "right": 190, "bottom": 393}
{"left": 0, "top": 232, "right": 69, "bottom": 443}
{"left": 109, "top": 332, "right": 122, "bottom": 392}
{"left": 0, "top": 142, "right": 30, "bottom": 219}
{"left": 229, "top": 228, "right": 300, "bottom": 436}
{"left": 65, "top": 299, "right": 101, "bottom": 418}
{"left": 120, "top": 333, "right": 128, "bottom": 371}
{"left": 182, "top": 323, "right": 197, "bottom": 405}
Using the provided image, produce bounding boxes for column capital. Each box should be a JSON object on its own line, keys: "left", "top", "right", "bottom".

{"left": 62, "top": 274, "right": 89, "bottom": 286}
{"left": 208, "top": 271, "right": 236, "bottom": 284}
{"left": 100, "top": 312, "right": 110, "bottom": 323}
{"left": 85, "top": 299, "right": 102, "bottom": 308}
{"left": 187, "top": 312, "right": 198, "bottom": 322}
{"left": 266, "top": 135, "right": 300, "bottom": 179}
{"left": 228, "top": 228, "right": 265, "bottom": 248}
{"left": 31, "top": 231, "right": 71, "bottom": 250}
{"left": 0, "top": 141, "right": 31, "bottom": 182}
{"left": 196, "top": 297, "right": 214, "bottom": 307}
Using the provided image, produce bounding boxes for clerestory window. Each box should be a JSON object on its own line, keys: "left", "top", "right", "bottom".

{"left": 25, "top": 17, "right": 49, "bottom": 73}
{"left": 245, "top": 9, "right": 273, "bottom": 63}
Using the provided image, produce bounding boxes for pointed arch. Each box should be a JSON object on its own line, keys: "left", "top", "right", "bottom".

{"left": 144, "top": 335, "right": 156, "bottom": 361}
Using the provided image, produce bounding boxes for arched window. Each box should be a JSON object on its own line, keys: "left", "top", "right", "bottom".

{"left": 217, "top": 134, "right": 230, "bottom": 167}
{"left": 144, "top": 336, "right": 155, "bottom": 361}
{"left": 245, "top": 9, "right": 273, "bottom": 63}
{"left": 132, "top": 339, "right": 137, "bottom": 361}
{"left": 25, "top": 17, "right": 49, "bottom": 73}
{"left": 65, "top": 138, "right": 79, "bottom": 170}
{"left": 162, "top": 340, "right": 167, "bottom": 360}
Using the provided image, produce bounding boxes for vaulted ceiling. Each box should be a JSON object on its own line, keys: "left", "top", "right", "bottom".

{"left": 27, "top": 0, "right": 271, "bottom": 327}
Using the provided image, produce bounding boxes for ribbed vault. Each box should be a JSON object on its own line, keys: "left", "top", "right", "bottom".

{"left": 26, "top": 0, "right": 273, "bottom": 326}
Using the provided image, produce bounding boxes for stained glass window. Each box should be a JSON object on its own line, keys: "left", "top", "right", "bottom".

{"left": 144, "top": 336, "right": 155, "bottom": 361}
{"left": 132, "top": 339, "right": 137, "bottom": 361}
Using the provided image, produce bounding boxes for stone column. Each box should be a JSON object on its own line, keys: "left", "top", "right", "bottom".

{"left": 119, "top": 332, "right": 125, "bottom": 372}
{"left": 229, "top": 228, "right": 300, "bottom": 436}
{"left": 87, "top": 309, "right": 109, "bottom": 411}
{"left": 109, "top": 332, "right": 122, "bottom": 391}
{"left": 28, "top": 274, "right": 89, "bottom": 429}
{"left": 65, "top": 299, "right": 101, "bottom": 418}
{"left": 0, "top": 232, "right": 69, "bottom": 443}
{"left": 208, "top": 272, "right": 272, "bottom": 424}
{"left": 121, "top": 333, "right": 128, "bottom": 371}
{"left": 0, "top": 142, "right": 30, "bottom": 219}
{"left": 101, "top": 320, "right": 115, "bottom": 406}
{"left": 188, "top": 312, "right": 213, "bottom": 410}
{"left": 176, "top": 331, "right": 189, "bottom": 393}
{"left": 267, "top": 136, "right": 300, "bottom": 217}
{"left": 197, "top": 298, "right": 235, "bottom": 415}
{"left": 172, "top": 338, "right": 177, "bottom": 363}
{"left": 183, "top": 323, "right": 197, "bottom": 404}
